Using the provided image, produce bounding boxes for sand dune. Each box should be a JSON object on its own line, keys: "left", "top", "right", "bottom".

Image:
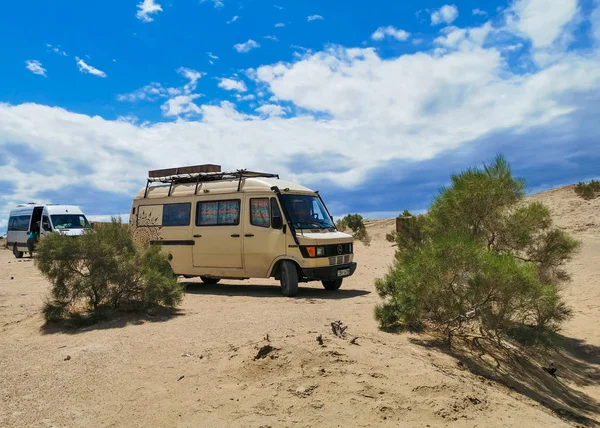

{"left": 0, "top": 185, "right": 598, "bottom": 427}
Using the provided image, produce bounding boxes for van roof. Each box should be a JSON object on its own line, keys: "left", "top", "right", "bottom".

{"left": 9, "top": 205, "right": 85, "bottom": 215}
{"left": 134, "top": 177, "right": 315, "bottom": 200}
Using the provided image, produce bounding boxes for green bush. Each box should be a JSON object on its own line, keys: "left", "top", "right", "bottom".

{"left": 337, "top": 214, "right": 371, "bottom": 245}
{"left": 36, "top": 218, "right": 183, "bottom": 323}
{"left": 574, "top": 179, "right": 600, "bottom": 200}
{"left": 375, "top": 155, "right": 579, "bottom": 344}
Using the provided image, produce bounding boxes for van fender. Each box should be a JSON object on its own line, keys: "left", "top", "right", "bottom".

{"left": 268, "top": 255, "right": 303, "bottom": 279}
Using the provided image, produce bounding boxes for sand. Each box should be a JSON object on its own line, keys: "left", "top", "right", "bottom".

{"left": 0, "top": 185, "right": 598, "bottom": 427}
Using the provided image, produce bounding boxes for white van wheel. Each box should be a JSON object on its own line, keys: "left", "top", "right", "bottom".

{"left": 322, "top": 279, "right": 343, "bottom": 290}
{"left": 13, "top": 244, "right": 23, "bottom": 259}
{"left": 280, "top": 261, "right": 298, "bottom": 297}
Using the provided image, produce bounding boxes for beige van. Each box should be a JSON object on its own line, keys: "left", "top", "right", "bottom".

{"left": 130, "top": 165, "right": 357, "bottom": 296}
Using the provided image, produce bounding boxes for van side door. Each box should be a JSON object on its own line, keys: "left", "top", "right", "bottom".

{"left": 192, "top": 198, "right": 243, "bottom": 269}
{"left": 243, "top": 196, "right": 287, "bottom": 278}
{"left": 41, "top": 210, "right": 52, "bottom": 237}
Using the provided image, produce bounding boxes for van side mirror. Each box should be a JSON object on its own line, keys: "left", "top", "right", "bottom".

{"left": 272, "top": 216, "right": 283, "bottom": 230}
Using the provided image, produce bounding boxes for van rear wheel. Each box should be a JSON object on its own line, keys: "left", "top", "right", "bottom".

{"left": 280, "top": 260, "right": 298, "bottom": 297}
{"left": 322, "top": 279, "right": 343, "bottom": 290}
{"left": 200, "top": 276, "right": 220, "bottom": 285}
{"left": 13, "top": 244, "right": 23, "bottom": 259}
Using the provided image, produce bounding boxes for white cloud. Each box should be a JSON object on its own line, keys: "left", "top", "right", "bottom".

{"left": 275, "top": 22, "right": 285, "bottom": 28}
{"left": 307, "top": 15, "right": 324, "bottom": 22}
{"left": 46, "top": 43, "right": 68, "bottom": 56}
{"left": 227, "top": 15, "right": 239, "bottom": 24}
{"left": 177, "top": 67, "right": 204, "bottom": 93}
{"left": 434, "top": 22, "right": 492, "bottom": 50}
{"left": 76, "top": 57, "right": 107, "bottom": 77}
{"left": 118, "top": 67, "right": 203, "bottom": 109}
{"left": 255, "top": 104, "right": 287, "bottom": 117}
{"left": 431, "top": 5, "right": 459, "bottom": 25}
{"left": 25, "top": 60, "right": 47, "bottom": 77}
{"left": 274, "top": 5, "right": 284, "bottom": 10}
{"left": 371, "top": 26, "right": 410, "bottom": 41}
{"left": 136, "top": 0, "right": 162, "bottom": 23}
{"left": 506, "top": 0, "right": 578, "bottom": 48}
{"left": 472, "top": 9, "right": 487, "bottom": 16}
{"left": 201, "top": 0, "right": 224, "bottom": 8}
{"left": 236, "top": 94, "right": 256, "bottom": 101}
{"left": 234, "top": 39, "right": 260, "bottom": 53}
{"left": 218, "top": 78, "right": 248, "bottom": 92}
{"left": 207, "top": 52, "right": 219, "bottom": 60}
{"left": 161, "top": 94, "right": 202, "bottom": 117}
{"left": 117, "top": 82, "right": 175, "bottom": 102}
{"left": 264, "top": 35, "right": 279, "bottom": 41}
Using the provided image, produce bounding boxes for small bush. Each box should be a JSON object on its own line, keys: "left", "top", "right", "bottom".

{"left": 337, "top": 214, "right": 371, "bottom": 245}
{"left": 574, "top": 179, "right": 600, "bottom": 200}
{"left": 375, "top": 155, "right": 579, "bottom": 344}
{"left": 36, "top": 218, "right": 183, "bottom": 323}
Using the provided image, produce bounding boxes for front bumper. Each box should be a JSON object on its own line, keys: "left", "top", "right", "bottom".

{"left": 301, "top": 262, "right": 357, "bottom": 282}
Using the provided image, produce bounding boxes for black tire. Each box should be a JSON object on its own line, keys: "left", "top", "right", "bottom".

{"left": 13, "top": 244, "right": 23, "bottom": 259}
{"left": 280, "top": 260, "right": 299, "bottom": 297}
{"left": 200, "top": 276, "right": 220, "bottom": 285}
{"left": 322, "top": 279, "right": 343, "bottom": 290}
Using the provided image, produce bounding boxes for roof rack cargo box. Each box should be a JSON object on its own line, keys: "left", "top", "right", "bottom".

{"left": 148, "top": 164, "right": 221, "bottom": 178}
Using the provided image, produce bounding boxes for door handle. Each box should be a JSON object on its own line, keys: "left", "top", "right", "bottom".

{"left": 231, "top": 234, "right": 240, "bottom": 238}
{"left": 244, "top": 234, "right": 254, "bottom": 237}
{"left": 193, "top": 234, "right": 202, "bottom": 238}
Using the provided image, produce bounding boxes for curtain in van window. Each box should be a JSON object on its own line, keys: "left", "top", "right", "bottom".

{"left": 250, "top": 199, "right": 270, "bottom": 227}
{"left": 197, "top": 201, "right": 218, "bottom": 225}
{"left": 196, "top": 200, "right": 240, "bottom": 226}
{"left": 217, "top": 200, "right": 239, "bottom": 225}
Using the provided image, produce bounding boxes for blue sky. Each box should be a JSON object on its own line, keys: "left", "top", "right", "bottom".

{"left": 1, "top": 0, "right": 599, "bottom": 232}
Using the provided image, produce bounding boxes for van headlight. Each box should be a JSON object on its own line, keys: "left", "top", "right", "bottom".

{"left": 316, "top": 246, "right": 325, "bottom": 257}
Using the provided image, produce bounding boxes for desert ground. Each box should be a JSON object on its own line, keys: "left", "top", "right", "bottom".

{"left": 0, "top": 185, "right": 598, "bottom": 428}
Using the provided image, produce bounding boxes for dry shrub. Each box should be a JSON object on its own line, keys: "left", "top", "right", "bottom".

{"left": 36, "top": 218, "right": 183, "bottom": 324}
{"left": 337, "top": 214, "right": 371, "bottom": 246}
{"left": 375, "top": 155, "right": 579, "bottom": 346}
{"left": 574, "top": 180, "right": 600, "bottom": 200}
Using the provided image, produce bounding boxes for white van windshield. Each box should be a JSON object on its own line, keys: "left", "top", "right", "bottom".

{"left": 51, "top": 214, "right": 90, "bottom": 230}
{"left": 280, "top": 195, "right": 335, "bottom": 230}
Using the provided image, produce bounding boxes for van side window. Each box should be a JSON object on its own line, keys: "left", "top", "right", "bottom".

{"left": 9, "top": 215, "right": 30, "bottom": 231}
{"left": 250, "top": 198, "right": 270, "bottom": 228}
{"left": 162, "top": 203, "right": 191, "bottom": 226}
{"left": 271, "top": 198, "right": 282, "bottom": 229}
{"left": 196, "top": 200, "right": 240, "bottom": 226}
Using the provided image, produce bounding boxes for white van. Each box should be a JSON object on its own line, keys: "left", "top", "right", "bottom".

{"left": 6, "top": 204, "right": 91, "bottom": 258}
{"left": 130, "top": 165, "right": 357, "bottom": 296}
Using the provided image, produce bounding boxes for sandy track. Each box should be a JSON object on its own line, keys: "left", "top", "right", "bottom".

{"left": 0, "top": 187, "right": 598, "bottom": 427}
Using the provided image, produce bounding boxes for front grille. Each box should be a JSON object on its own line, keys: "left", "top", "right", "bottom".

{"left": 299, "top": 243, "right": 353, "bottom": 259}
{"left": 328, "top": 255, "right": 351, "bottom": 266}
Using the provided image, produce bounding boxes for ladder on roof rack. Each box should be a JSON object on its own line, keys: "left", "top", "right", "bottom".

{"left": 143, "top": 169, "right": 280, "bottom": 198}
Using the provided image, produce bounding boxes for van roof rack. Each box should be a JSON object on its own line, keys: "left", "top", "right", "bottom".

{"left": 144, "top": 167, "right": 280, "bottom": 198}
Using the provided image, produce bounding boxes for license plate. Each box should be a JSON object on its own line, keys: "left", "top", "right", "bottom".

{"left": 337, "top": 268, "right": 350, "bottom": 277}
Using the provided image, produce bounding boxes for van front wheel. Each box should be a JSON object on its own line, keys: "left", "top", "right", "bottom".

{"left": 322, "top": 279, "right": 343, "bottom": 290}
{"left": 280, "top": 261, "right": 298, "bottom": 297}
{"left": 200, "top": 276, "right": 220, "bottom": 285}
{"left": 13, "top": 244, "right": 23, "bottom": 259}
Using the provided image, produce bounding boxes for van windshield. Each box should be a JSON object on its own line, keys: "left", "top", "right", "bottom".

{"left": 279, "top": 194, "right": 335, "bottom": 230}
{"left": 51, "top": 214, "right": 90, "bottom": 230}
